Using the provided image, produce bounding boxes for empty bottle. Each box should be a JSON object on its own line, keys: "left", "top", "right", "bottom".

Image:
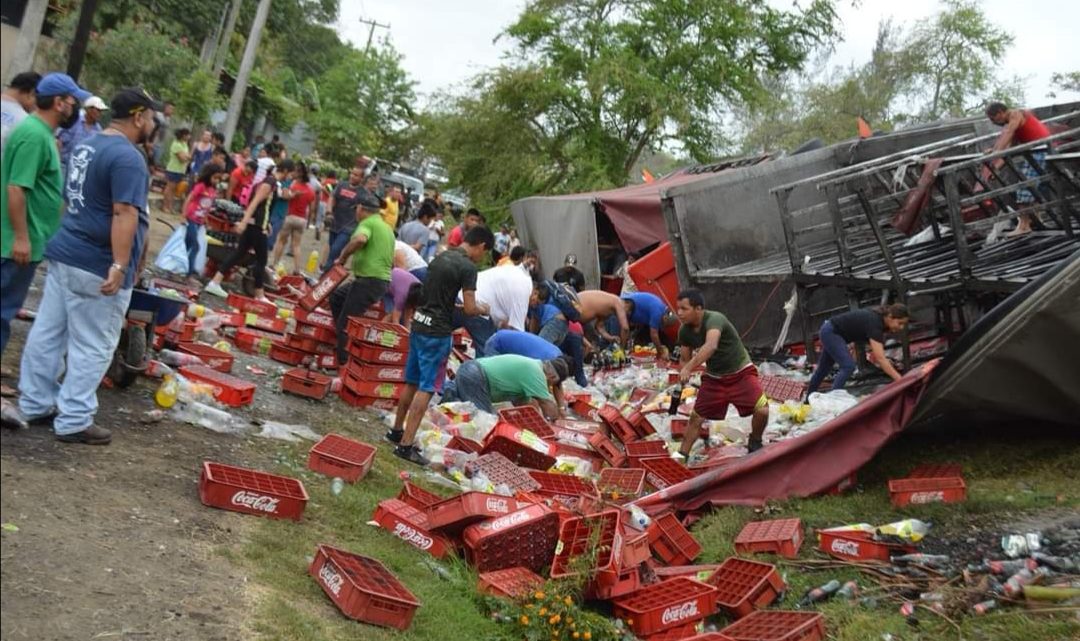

{"left": 892, "top": 553, "right": 950, "bottom": 567}
{"left": 836, "top": 581, "right": 859, "bottom": 600}
{"left": 155, "top": 375, "right": 180, "bottom": 408}
{"left": 971, "top": 600, "right": 998, "bottom": 615}
{"left": 330, "top": 478, "right": 345, "bottom": 496}
{"left": 145, "top": 360, "right": 174, "bottom": 378}
{"left": 158, "top": 349, "right": 204, "bottom": 367}
{"left": 1003, "top": 568, "right": 1051, "bottom": 598}
{"left": 1032, "top": 552, "right": 1077, "bottom": 572}
{"left": 172, "top": 401, "right": 246, "bottom": 434}
{"left": 668, "top": 385, "right": 684, "bottom": 416}
{"left": 196, "top": 314, "right": 224, "bottom": 331}
{"left": 187, "top": 304, "right": 207, "bottom": 318}
{"left": 798, "top": 579, "right": 841, "bottom": 607}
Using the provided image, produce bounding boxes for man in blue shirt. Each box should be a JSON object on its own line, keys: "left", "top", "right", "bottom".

{"left": 14, "top": 87, "right": 159, "bottom": 445}
{"left": 56, "top": 95, "right": 106, "bottom": 183}
{"left": 602, "top": 291, "right": 676, "bottom": 360}
{"left": 484, "top": 329, "right": 562, "bottom": 360}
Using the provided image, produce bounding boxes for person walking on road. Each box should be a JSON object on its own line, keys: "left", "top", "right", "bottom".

{"left": 163, "top": 127, "right": 191, "bottom": 214}
{"left": 321, "top": 167, "right": 366, "bottom": 271}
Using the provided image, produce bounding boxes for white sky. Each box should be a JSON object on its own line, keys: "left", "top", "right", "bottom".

{"left": 336, "top": 0, "right": 1080, "bottom": 105}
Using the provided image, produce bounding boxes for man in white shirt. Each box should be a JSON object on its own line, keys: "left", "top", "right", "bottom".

{"left": 456, "top": 264, "right": 533, "bottom": 356}
{"left": 395, "top": 239, "right": 428, "bottom": 281}
{"left": 0, "top": 72, "right": 41, "bottom": 153}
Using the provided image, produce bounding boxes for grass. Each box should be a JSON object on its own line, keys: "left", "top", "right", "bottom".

{"left": 236, "top": 414, "right": 1080, "bottom": 641}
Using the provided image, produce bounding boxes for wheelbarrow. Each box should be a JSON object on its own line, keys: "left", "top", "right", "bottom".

{"left": 106, "top": 289, "right": 187, "bottom": 388}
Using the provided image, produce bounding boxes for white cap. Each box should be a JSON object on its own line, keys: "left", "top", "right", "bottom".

{"left": 83, "top": 96, "right": 109, "bottom": 110}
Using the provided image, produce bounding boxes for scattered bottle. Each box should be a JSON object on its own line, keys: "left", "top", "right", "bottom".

{"left": 187, "top": 304, "right": 207, "bottom": 318}
{"left": 971, "top": 599, "right": 998, "bottom": 615}
{"left": 668, "top": 385, "right": 684, "bottom": 416}
{"left": 213, "top": 340, "right": 232, "bottom": 353}
{"left": 144, "top": 360, "right": 174, "bottom": 378}
{"left": 836, "top": 581, "right": 859, "bottom": 600}
{"left": 155, "top": 375, "right": 180, "bottom": 408}
{"left": 172, "top": 401, "right": 246, "bottom": 434}
{"left": 798, "top": 579, "right": 841, "bottom": 607}
{"left": 196, "top": 314, "right": 224, "bottom": 331}
{"left": 919, "top": 592, "right": 944, "bottom": 602}
{"left": 277, "top": 307, "right": 293, "bottom": 320}
{"left": 158, "top": 349, "right": 204, "bottom": 367}
{"left": 306, "top": 250, "right": 320, "bottom": 274}
{"left": 892, "top": 553, "right": 950, "bottom": 567}
{"left": 330, "top": 477, "right": 345, "bottom": 496}
{"left": 1031, "top": 552, "right": 1077, "bottom": 572}
{"left": 1002, "top": 568, "right": 1051, "bottom": 598}
{"left": 625, "top": 505, "right": 651, "bottom": 531}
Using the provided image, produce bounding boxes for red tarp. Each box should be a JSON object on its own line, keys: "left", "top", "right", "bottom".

{"left": 633, "top": 360, "right": 940, "bottom": 513}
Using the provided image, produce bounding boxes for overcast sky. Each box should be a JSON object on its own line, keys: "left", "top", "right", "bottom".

{"left": 336, "top": 0, "right": 1080, "bottom": 106}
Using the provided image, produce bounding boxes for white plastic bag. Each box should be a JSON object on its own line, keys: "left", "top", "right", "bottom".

{"left": 153, "top": 223, "right": 207, "bottom": 274}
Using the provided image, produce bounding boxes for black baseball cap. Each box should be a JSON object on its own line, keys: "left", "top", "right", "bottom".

{"left": 110, "top": 86, "right": 164, "bottom": 118}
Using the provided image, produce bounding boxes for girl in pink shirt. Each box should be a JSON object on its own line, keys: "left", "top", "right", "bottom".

{"left": 181, "top": 162, "right": 224, "bottom": 282}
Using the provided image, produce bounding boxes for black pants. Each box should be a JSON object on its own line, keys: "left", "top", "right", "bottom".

{"left": 218, "top": 224, "right": 268, "bottom": 289}
{"left": 334, "top": 276, "right": 389, "bottom": 363}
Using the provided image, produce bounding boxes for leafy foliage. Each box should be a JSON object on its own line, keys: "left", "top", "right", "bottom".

{"left": 79, "top": 20, "right": 202, "bottom": 101}
{"left": 1048, "top": 71, "right": 1080, "bottom": 98}
{"left": 175, "top": 69, "right": 227, "bottom": 125}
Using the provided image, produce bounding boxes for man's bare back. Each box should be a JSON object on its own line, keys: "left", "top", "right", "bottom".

{"left": 576, "top": 290, "right": 623, "bottom": 323}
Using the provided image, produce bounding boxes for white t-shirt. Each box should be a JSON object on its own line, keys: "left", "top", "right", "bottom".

{"left": 472, "top": 264, "right": 532, "bottom": 331}
{"left": 428, "top": 218, "right": 445, "bottom": 242}
{"left": 253, "top": 157, "right": 276, "bottom": 182}
{"left": 395, "top": 240, "right": 427, "bottom": 271}
{"left": 0, "top": 97, "right": 29, "bottom": 153}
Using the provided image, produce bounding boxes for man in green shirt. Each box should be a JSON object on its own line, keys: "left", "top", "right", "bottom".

{"left": 675, "top": 288, "right": 769, "bottom": 458}
{"left": 443, "top": 353, "right": 572, "bottom": 419}
{"left": 1, "top": 73, "right": 88, "bottom": 389}
{"left": 332, "top": 189, "right": 395, "bottom": 364}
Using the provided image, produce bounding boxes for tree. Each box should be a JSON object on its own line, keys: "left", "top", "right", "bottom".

{"left": 1048, "top": 71, "right": 1080, "bottom": 98}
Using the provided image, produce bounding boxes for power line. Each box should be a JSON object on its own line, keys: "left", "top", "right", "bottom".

{"left": 357, "top": 16, "right": 390, "bottom": 56}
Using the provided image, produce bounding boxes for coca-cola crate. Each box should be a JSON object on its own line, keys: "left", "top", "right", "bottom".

{"left": 300, "top": 263, "right": 348, "bottom": 311}
{"left": 817, "top": 471, "right": 857, "bottom": 496}
{"left": 397, "top": 481, "right": 443, "bottom": 510}
{"left": 293, "top": 307, "right": 335, "bottom": 330}
{"left": 552, "top": 417, "right": 599, "bottom": 438}
{"left": 550, "top": 510, "right": 623, "bottom": 580}
{"left": 648, "top": 513, "right": 702, "bottom": 566}
{"left": 478, "top": 566, "right": 545, "bottom": 599}
{"left": 734, "top": 519, "right": 803, "bottom": 559}
{"left": 446, "top": 435, "right": 483, "bottom": 454}
{"left": 452, "top": 328, "right": 471, "bottom": 348}
{"left": 588, "top": 431, "right": 626, "bottom": 468}
{"left": 338, "top": 384, "right": 398, "bottom": 409}
{"left": 627, "top": 409, "right": 657, "bottom": 439}
{"left": 307, "top": 434, "right": 376, "bottom": 482}
{"left": 599, "top": 404, "right": 639, "bottom": 443}
{"left": 287, "top": 333, "right": 336, "bottom": 355}
{"left": 347, "top": 340, "right": 409, "bottom": 365}
{"left": 817, "top": 528, "right": 915, "bottom": 562}
{"left": 309, "top": 544, "right": 420, "bottom": 629}
{"left": 628, "top": 387, "right": 655, "bottom": 405}
{"left": 344, "top": 361, "right": 406, "bottom": 383}
{"left": 230, "top": 327, "right": 277, "bottom": 355}
{"left": 465, "top": 452, "right": 541, "bottom": 493}
{"left": 718, "top": 610, "right": 824, "bottom": 641}
{"left": 227, "top": 292, "right": 278, "bottom": 318}
{"left": 683, "top": 634, "right": 736, "bottom": 641}
{"left": 568, "top": 393, "right": 600, "bottom": 420}
{"left": 546, "top": 440, "right": 606, "bottom": 470}
{"left": 598, "top": 467, "right": 646, "bottom": 500}
{"left": 481, "top": 422, "right": 557, "bottom": 471}
{"left": 223, "top": 311, "right": 287, "bottom": 334}
{"left": 706, "top": 557, "right": 785, "bottom": 619}
{"left": 315, "top": 353, "right": 337, "bottom": 370}
{"left": 341, "top": 364, "right": 404, "bottom": 400}
{"left": 269, "top": 340, "right": 308, "bottom": 366}
{"left": 587, "top": 565, "right": 641, "bottom": 601}
{"left": 759, "top": 375, "right": 808, "bottom": 403}
{"left": 643, "top": 623, "right": 703, "bottom": 641}
{"left": 641, "top": 457, "right": 695, "bottom": 490}
{"left": 527, "top": 471, "right": 599, "bottom": 505}
{"left": 176, "top": 342, "right": 235, "bottom": 373}
{"left": 424, "top": 491, "right": 516, "bottom": 532}
{"left": 294, "top": 318, "right": 337, "bottom": 345}
{"left": 462, "top": 502, "right": 561, "bottom": 573}
{"left": 623, "top": 524, "right": 652, "bottom": 567}
{"left": 670, "top": 418, "right": 687, "bottom": 439}
{"left": 498, "top": 405, "right": 556, "bottom": 439}
{"left": 613, "top": 577, "right": 719, "bottom": 637}
{"left": 653, "top": 564, "right": 722, "bottom": 582}
{"left": 179, "top": 365, "right": 255, "bottom": 407}
{"left": 626, "top": 440, "right": 669, "bottom": 467}
{"left": 198, "top": 461, "right": 307, "bottom": 520}
{"left": 346, "top": 317, "right": 409, "bottom": 351}
{"left": 888, "top": 467, "right": 966, "bottom": 507}
{"left": 372, "top": 498, "right": 454, "bottom": 558}
{"left": 282, "top": 368, "right": 333, "bottom": 399}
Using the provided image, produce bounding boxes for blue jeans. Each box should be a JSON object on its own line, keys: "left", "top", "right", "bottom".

{"left": 453, "top": 310, "right": 497, "bottom": 357}
{"left": 539, "top": 316, "right": 569, "bottom": 346}
{"left": 560, "top": 332, "right": 588, "bottom": 387}
{"left": 409, "top": 266, "right": 428, "bottom": 282}
{"left": 422, "top": 239, "right": 437, "bottom": 261}
{"left": 1, "top": 259, "right": 39, "bottom": 355}
{"left": 322, "top": 230, "right": 350, "bottom": 272}
{"left": 806, "top": 320, "right": 856, "bottom": 396}
{"left": 19, "top": 262, "right": 132, "bottom": 434}
{"left": 184, "top": 222, "right": 202, "bottom": 276}
{"left": 441, "top": 360, "right": 492, "bottom": 413}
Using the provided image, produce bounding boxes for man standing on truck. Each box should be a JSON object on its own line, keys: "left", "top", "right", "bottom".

{"left": 984, "top": 102, "right": 1052, "bottom": 236}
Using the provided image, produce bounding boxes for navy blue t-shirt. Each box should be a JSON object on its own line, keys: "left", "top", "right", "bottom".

{"left": 529, "top": 303, "right": 562, "bottom": 327}
{"left": 488, "top": 329, "right": 562, "bottom": 360}
{"left": 624, "top": 292, "right": 668, "bottom": 329}
{"left": 46, "top": 133, "right": 149, "bottom": 289}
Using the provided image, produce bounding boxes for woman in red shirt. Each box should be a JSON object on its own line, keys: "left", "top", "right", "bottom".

{"left": 270, "top": 162, "right": 316, "bottom": 274}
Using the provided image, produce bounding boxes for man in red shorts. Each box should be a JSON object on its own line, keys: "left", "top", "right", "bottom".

{"left": 675, "top": 289, "right": 768, "bottom": 459}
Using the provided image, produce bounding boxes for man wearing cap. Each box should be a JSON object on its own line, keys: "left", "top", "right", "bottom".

{"left": 553, "top": 253, "right": 586, "bottom": 292}
{"left": 442, "top": 353, "right": 572, "bottom": 419}
{"left": 0, "top": 73, "right": 87, "bottom": 398}
{"left": 11, "top": 87, "right": 160, "bottom": 444}
{"left": 57, "top": 95, "right": 107, "bottom": 182}
{"left": 1, "top": 71, "right": 42, "bottom": 152}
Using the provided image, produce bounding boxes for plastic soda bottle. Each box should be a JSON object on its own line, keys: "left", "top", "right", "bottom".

{"left": 155, "top": 375, "right": 180, "bottom": 408}
{"left": 213, "top": 340, "right": 232, "bottom": 353}
{"left": 145, "top": 360, "right": 174, "bottom": 378}
{"left": 306, "top": 250, "right": 319, "bottom": 273}
{"left": 187, "top": 304, "right": 206, "bottom": 318}
{"left": 798, "top": 580, "right": 841, "bottom": 607}
{"left": 158, "top": 349, "right": 204, "bottom": 367}
{"left": 277, "top": 307, "right": 293, "bottom": 320}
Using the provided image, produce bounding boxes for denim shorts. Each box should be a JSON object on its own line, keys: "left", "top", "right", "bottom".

{"left": 165, "top": 171, "right": 185, "bottom": 183}
{"left": 405, "top": 332, "right": 453, "bottom": 393}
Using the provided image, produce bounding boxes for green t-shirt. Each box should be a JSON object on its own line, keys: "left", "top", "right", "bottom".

{"left": 0, "top": 114, "right": 63, "bottom": 262}
{"left": 166, "top": 139, "right": 188, "bottom": 174}
{"left": 677, "top": 310, "right": 751, "bottom": 377}
{"left": 350, "top": 214, "right": 394, "bottom": 281}
{"left": 477, "top": 354, "right": 553, "bottom": 403}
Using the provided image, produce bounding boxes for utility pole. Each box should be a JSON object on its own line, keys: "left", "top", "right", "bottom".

{"left": 222, "top": 0, "right": 272, "bottom": 149}
{"left": 212, "top": 0, "right": 244, "bottom": 78}
{"left": 3, "top": 0, "right": 49, "bottom": 85}
{"left": 66, "top": 0, "right": 102, "bottom": 81}
{"left": 358, "top": 17, "right": 390, "bottom": 56}
{"left": 200, "top": 4, "right": 229, "bottom": 68}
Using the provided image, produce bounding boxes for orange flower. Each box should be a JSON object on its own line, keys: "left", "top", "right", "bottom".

{"left": 539, "top": 607, "right": 548, "bottom": 616}
{"left": 583, "top": 632, "right": 592, "bottom": 640}
{"left": 534, "top": 591, "right": 546, "bottom": 600}
{"left": 549, "top": 614, "right": 561, "bottom": 625}
{"left": 564, "top": 596, "right": 573, "bottom": 606}
{"left": 520, "top": 615, "right": 530, "bottom": 625}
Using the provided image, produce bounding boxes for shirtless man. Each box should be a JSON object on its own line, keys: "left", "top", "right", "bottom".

{"left": 577, "top": 290, "right": 629, "bottom": 344}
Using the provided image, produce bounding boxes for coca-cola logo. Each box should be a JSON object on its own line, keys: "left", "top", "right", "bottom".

{"left": 910, "top": 491, "right": 945, "bottom": 504}
{"left": 647, "top": 473, "right": 669, "bottom": 490}
{"left": 392, "top": 522, "right": 433, "bottom": 550}
{"left": 378, "top": 351, "right": 402, "bottom": 363}
{"left": 231, "top": 491, "right": 280, "bottom": 513}
{"left": 830, "top": 538, "right": 860, "bottom": 556}
{"left": 311, "top": 277, "right": 337, "bottom": 300}
{"left": 485, "top": 497, "right": 510, "bottom": 513}
{"left": 378, "top": 368, "right": 403, "bottom": 379}
{"left": 660, "top": 600, "right": 700, "bottom": 625}
{"left": 318, "top": 563, "right": 344, "bottom": 596}
{"left": 488, "top": 510, "right": 530, "bottom": 531}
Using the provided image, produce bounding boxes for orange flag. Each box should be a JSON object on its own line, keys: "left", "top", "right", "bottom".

{"left": 857, "top": 117, "right": 873, "bottom": 138}
{"left": 641, "top": 168, "right": 655, "bottom": 183}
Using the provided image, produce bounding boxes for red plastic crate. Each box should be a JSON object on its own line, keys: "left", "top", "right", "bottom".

{"left": 623, "top": 524, "right": 652, "bottom": 567}
{"left": 481, "top": 422, "right": 557, "bottom": 471}
{"left": 718, "top": 610, "right": 824, "bottom": 641}
{"left": 344, "top": 361, "right": 406, "bottom": 383}
{"left": 546, "top": 440, "right": 606, "bottom": 470}
{"left": 568, "top": 394, "right": 600, "bottom": 420}
{"left": 588, "top": 431, "right": 626, "bottom": 468}
{"left": 734, "top": 519, "right": 803, "bottom": 559}
{"left": 300, "top": 263, "right": 348, "bottom": 311}
{"left": 309, "top": 544, "right": 420, "bottom": 629}
{"left": 462, "top": 502, "right": 561, "bottom": 572}
{"left": 294, "top": 319, "right": 337, "bottom": 345}
{"left": 907, "top": 463, "right": 964, "bottom": 479}
{"left": 346, "top": 317, "right": 409, "bottom": 351}
{"left": 231, "top": 327, "right": 278, "bottom": 355}
{"left": 550, "top": 510, "right": 622, "bottom": 580}
{"left": 283, "top": 333, "right": 334, "bottom": 355}
{"left": 684, "top": 634, "right": 735, "bottom": 641}
{"left": 477, "top": 566, "right": 545, "bottom": 599}
{"left": 397, "top": 481, "right": 443, "bottom": 510}
{"left": 598, "top": 467, "right": 646, "bottom": 500}
{"left": 372, "top": 498, "right": 454, "bottom": 558}
{"left": 706, "top": 557, "right": 785, "bottom": 619}
{"left": 179, "top": 365, "right": 255, "bottom": 407}
{"left": 341, "top": 364, "right": 404, "bottom": 400}
{"left": 307, "top": 434, "right": 376, "bottom": 483}
{"left": 627, "top": 242, "right": 680, "bottom": 311}
{"left": 759, "top": 375, "right": 808, "bottom": 403}
{"left": 293, "top": 307, "right": 335, "bottom": 330}
{"left": 613, "top": 577, "right": 719, "bottom": 637}
{"left": 626, "top": 440, "right": 668, "bottom": 459}
{"left": 653, "top": 564, "right": 722, "bottom": 582}
{"left": 465, "top": 453, "right": 541, "bottom": 493}
{"left": 227, "top": 292, "right": 278, "bottom": 317}
{"left": 424, "top": 491, "right": 516, "bottom": 531}
{"left": 670, "top": 418, "right": 687, "bottom": 439}
{"left": 198, "top": 461, "right": 307, "bottom": 520}
{"left": 817, "top": 528, "right": 915, "bottom": 562}
{"left": 282, "top": 368, "right": 332, "bottom": 399}
{"left": 239, "top": 312, "right": 287, "bottom": 334}
{"left": 176, "top": 342, "right": 235, "bottom": 373}
{"left": 641, "top": 457, "right": 695, "bottom": 490}
{"left": 600, "top": 404, "right": 639, "bottom": 443}
{"left": 627, "top": 409, "right": 658, "bottom": 439}
{"left": 347, "top": 340, "right": 408, "bottom": 365}
{"left": 644, "top": 623, "right": 703, "bottom": 641}
{"left": 337, "top": 384, "right": 397, "bottom": 409}
{"left": 587, "top": 565, "right": 641, "bottom": 600}
{"left": 527, "top": 471, "right": 599, "bottom": 505}
{"left": 269, "top": 340, "right": 308, "bottom": 366}
{"left": 648, "top": 513, "right": 702, "bottom": 566}
{"left": 888, "top": 466, "right": 966, "bottom": 507}
{"left": 498, "top": 405, "right": 556, "bottom": 439}
{"left": 446, "top": 435, "right": 483, "bottom": 454}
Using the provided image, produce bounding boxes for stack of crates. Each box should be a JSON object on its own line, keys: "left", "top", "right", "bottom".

{"left": 340, "top": 318, "right": 409, "bottom": 408}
